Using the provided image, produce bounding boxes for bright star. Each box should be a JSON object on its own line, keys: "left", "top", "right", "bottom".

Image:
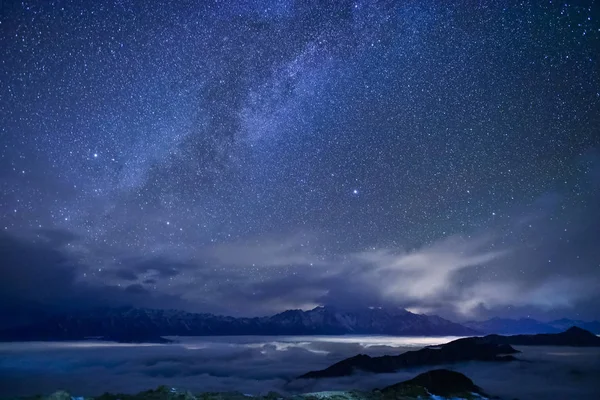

{"left": 353, "top": 189, "right": 358, "bottom": 195}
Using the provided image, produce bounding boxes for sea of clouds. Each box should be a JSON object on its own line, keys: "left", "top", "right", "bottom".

{"left": 1, "top": 336, "right": 599, "bottom": 399}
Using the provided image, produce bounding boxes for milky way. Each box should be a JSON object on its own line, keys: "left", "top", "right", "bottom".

{"left": 1, "top": 0, "right": 599, "bottom": 319}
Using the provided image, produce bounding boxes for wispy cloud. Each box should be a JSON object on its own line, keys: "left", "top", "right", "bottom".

{"left": 208, "top": 234, "right": 327, "bottom": 268}
{"left": 352, "top": 236, "right": 506, "bottom": 302}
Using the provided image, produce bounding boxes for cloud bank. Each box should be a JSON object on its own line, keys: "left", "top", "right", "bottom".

{"left": 1, "top": 337, "right": 599, "bottom": 399}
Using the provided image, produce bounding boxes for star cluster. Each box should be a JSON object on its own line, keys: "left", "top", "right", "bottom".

{"left": 1, "top": 0, "right": 599, "bottom": 319}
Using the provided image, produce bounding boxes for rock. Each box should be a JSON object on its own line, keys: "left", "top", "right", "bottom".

{"left": 381, "top": 369, "right": 487, "bottom": 398}
{"left": 47, "top": 392, "right": 71, "bottom": 400}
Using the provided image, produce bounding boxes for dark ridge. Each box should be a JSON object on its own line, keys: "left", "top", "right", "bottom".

{"left": 0, "top": 305, "right": 478, "bottom": 343}
{"left": 478, "top": 325, "right": 600, "bottom": 347}
{"left": 298, "top": 336, "right": 518, "bottom": 379}
{"left": 298, "top": 326, "right": 600, "bottom": 379}
{"left": 381, "top": 369, "right": 488, "bottom": 398}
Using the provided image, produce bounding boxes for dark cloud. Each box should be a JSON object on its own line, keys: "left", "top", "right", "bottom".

{"left": 110, "top": 257, "right": 194, "bottom": 282}
{"left": 0, "top": 232, "right": 78, "bottom": 304}
{"left": 0, "top": 232, "right": 189, "bottom": 325}
{"left": 35, "top": 229, "right": 80, "bottom": 247}
{"left": 113, "top": 269, "right": 138, "bottom": 281}
{"left": 124, "top": 284, "right": 149, "bottom": 295}
{"left": 131, "top": 257, "right": 191, "bottom": 279}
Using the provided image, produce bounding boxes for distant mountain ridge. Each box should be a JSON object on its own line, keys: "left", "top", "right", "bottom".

{"left": 298, "top": 326, "right": 600, "bottom": 380}
{"left": 0, "top": 306, "right": 478, "bottom": 341}
{"left": 299, "top": 335, "right": 520, "bottom": 379}
{"left": 479, "top": 326, "right": 600, "bottom": 346}
{"left": 463, "top": 317, "right": 600, "bottom": 335}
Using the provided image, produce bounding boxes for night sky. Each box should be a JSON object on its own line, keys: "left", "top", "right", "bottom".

{"left": 1, "top": 0, "right": 599, "bottom": 321}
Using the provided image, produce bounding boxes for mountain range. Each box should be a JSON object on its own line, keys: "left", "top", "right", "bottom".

{"left": 1, "top": 305, "right": 597, "bottom": 342}
{"left": 0, "top": 306, "right": 477, "bottom": 341}
{"left": 299, "top": 333, "right": 520, "bottom": 379}
{"left": 463, "top": 317, "right": 600, "bottom": 335}
{"left": 298, "top": 326, "right": 600, "bottom": 379}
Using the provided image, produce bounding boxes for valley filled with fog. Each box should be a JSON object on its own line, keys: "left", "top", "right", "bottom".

{"left": 1, "top": 336, "right": 599, "bottom": 399}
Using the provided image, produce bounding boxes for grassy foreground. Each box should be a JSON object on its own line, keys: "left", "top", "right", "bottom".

{"left": 12, "top": 384, "right": 486, "bottom": 400}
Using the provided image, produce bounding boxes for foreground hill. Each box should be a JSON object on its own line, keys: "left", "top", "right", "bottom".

{"left": 298, "top": 327, "right": 600, "bottom": 379}
{"left": 0, "top": 306, "right": 478, "bottom": 342}
{"left": 380, "top": 369, "right": 489, "bottom": 398}
{"left": 12, "top": 369, "right": 491, "bottom": 400}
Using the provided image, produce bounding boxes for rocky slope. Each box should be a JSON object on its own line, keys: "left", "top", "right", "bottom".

{"left": 380, "top": 369, "right": 488, "bottom": 398}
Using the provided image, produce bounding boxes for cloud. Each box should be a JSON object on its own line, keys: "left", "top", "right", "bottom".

{"left": 352, "top": 235, "right": 505, "bottom": 302}
{"left": 0, "top": 231, "right": 79, "bottom": 304}
{"left": 208, "top": 234, "right": 326, "bottom": 268}
{"left": 124, "top": 284, "right": 149, "bottom": 295}
{"left": 335, "top": 208, "right": 600, "bottom": 320}
{"left": 197, "top": 185, "right": 600, "bottom": 320}
{"left": 110, "top": 256, "right": 197, "bottom": 283}
{"left": 187, "top": 233, "right": 506, "bottom": 317}
{"left": 0, "top": 231, "right": 189, "bottom": 325}
{"left": 35, "top": 229, "right": 80, "bottom": 247}
{"left": 113, "top": 269, "right": 138, "bottom": 281}
{"left": 0, "top": 337, "right": 599, "bottom": 399}
{"left": 2, "top": 163, "right": 600, "bottom": 323}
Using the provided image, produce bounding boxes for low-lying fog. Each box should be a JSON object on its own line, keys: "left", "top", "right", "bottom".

{"left": 1, "top": 336, "right": 599, "bottom": 399}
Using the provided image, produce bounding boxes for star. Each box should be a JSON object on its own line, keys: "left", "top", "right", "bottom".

{"left": 0, "top": 0, "right": 597, "bottom": 323}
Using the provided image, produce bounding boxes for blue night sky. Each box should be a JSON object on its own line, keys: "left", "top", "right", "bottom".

{"left": 1, "top": 0, "right": 599, "bottom": 320}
